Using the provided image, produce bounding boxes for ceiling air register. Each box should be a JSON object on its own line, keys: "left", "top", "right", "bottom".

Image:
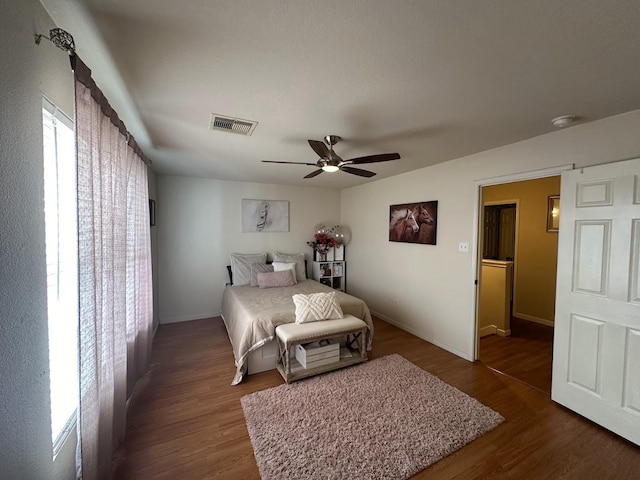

{"left": 209, "top": 114, "right": 258, "bottom": 136}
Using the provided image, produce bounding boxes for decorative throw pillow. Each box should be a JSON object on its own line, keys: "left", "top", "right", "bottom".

{"left": 230, "top": 253, "right": 267, "bottom": 286}
{"left": 273, "top": 252, "right": 306, "bottom": 280}
{"left": 272, "top": 262, "right": 297, "bottom": 283}
{"left": 250, "top": 263, "right": 274, "bottom": 287}
{"left": 292, "top": 292, "right": 344, "bottom": 324}
{"left": 257, "top": 270, "right": 295, "bottom": 289}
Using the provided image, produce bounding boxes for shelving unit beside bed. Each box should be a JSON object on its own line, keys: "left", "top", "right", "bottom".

{"left": 312, "top": 246, "right": 346, "bottom": 292}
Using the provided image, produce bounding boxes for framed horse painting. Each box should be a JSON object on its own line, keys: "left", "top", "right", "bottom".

{"left": 389, "top": 201, "right": 438, "bottom": 244}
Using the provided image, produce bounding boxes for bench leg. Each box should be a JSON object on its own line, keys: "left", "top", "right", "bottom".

{"left": 277, "top": 337, "right": 288, "bottom": 373}
{"left": 284, "top": 343, "right": 290, "bottom": 375}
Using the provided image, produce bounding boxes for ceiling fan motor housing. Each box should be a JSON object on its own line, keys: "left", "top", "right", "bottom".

{"left": 324, "top": 135, "right": 341, "bottom": 146}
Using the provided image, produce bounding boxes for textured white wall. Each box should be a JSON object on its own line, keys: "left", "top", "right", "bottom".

{"left": 157, "top": 176, "right": 341, "bottom": 323}
{"left": 341, "top": 109, "right": 640, "bottom": 360}
{"left": 0, "top": 1, "right": 76, "bottom": 478}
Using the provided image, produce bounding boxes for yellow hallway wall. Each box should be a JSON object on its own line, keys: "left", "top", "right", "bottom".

{"left": 483, "top": 176, "right": 561, "bottom": 324}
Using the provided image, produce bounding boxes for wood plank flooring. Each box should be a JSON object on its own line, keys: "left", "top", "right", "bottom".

{"left": 479, "top": 317, "right": 554, "bottom": 394}
{"left": 111, "top": 317, "right": 640, "bottom": 479}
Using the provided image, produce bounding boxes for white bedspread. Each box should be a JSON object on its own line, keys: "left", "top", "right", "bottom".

{"left": 221, "top": 279, "right": 374, "bottom": 385}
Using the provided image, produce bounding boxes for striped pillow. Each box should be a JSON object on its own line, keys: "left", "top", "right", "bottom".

{"left": 250, "top": 263, "right": 274, "bottom": 286}
{"left": 273, "top": 252, "right": 306, "bottom": 280}
{"left": 230, "top": 253, "right": 267, "bottom": 286}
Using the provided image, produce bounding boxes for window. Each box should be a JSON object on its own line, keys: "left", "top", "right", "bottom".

{"left": 42, "top": 98, "right": 78, "bottom": 455}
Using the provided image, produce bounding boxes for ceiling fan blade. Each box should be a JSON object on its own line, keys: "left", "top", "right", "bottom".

{"left": 262, "top": 160, "right": 318, "bottom": 166}
{"left": 304, "top": 169, "right": 324, "bottom": 179}
{"left": 308, "top": 140, "right": 331, "bottom": 159}
{"left": 346, "top": 153, "right": 401, "bottom": 164}
{"left": 340, "top": 166, "right": 376, "bottom": 178}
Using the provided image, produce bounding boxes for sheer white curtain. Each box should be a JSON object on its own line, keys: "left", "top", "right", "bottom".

{"left": 74, "top": 59, "right": 153, "bottom": 480}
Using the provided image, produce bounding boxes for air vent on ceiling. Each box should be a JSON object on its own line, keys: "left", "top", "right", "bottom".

{"left": 209, "top": 114, "right": 258, "bottom": 136}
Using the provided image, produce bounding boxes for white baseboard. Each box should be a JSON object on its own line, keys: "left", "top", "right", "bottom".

{"left": 479, "top": 325, "right": 511, "bottom": 337}
{"left": 514, "top": 312, "right": 555, "bottom": 327}
{"left": 371, "top": 310, "right": 473, "bottom": 361}
{"left": 160, "top": 311, "right": 220, "bottom": 324}
{"left": 479, "top": 325, "right": 496, "bottom": 337}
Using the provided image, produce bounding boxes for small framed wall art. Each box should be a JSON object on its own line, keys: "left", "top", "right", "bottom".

{"left": 149, "top": 199, "right": 156, "bottom": 227}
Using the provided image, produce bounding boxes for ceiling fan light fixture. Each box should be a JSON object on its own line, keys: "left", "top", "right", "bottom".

{"left": 322, "top": 165, "right": 340, "bottom": 173}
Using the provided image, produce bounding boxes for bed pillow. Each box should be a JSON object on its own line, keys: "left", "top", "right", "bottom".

{"left": 257, "top": 270, "right": 295, "bottom": 289}
{"left": 292, "top": 292, "right": 344, "bottom": 324}
{"left": 272, "top": 261, "right": 297, "bottom": 283}
{"left": 230, "top": 253, "right": 267, "bottom": 286}
{"left": 273, "top": 252, "right": 306, "bottom": 280}
{"left": 250, "top": 263, "right": 274, "bottom": 287}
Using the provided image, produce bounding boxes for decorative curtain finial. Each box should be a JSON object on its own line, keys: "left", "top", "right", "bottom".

{"left": 35, "top": 28, "right": 76, "bottom": 55}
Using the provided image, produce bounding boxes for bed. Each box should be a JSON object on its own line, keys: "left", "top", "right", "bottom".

{"left": 221, "top": 279, "right": 374, "bottom": 385}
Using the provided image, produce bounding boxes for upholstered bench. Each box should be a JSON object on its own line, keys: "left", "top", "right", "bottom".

{"left": 275, "top": 314, "right": 368, "bottom": 383}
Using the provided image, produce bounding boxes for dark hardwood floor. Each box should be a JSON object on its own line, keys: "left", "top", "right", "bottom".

{"left": 111, "top": 317, "right": 640, "bottom": 479}
{"left": 479, "top": 317, "right": 554, "bottom": 394}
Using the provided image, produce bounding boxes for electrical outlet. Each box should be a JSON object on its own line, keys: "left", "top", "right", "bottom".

{"left": 458, "top": 242, "right": 469, "bottom": 253}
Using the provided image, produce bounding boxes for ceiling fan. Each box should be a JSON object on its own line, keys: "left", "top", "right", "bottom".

{"left": 262, "top": 135, "right": 401, "bottom": 178}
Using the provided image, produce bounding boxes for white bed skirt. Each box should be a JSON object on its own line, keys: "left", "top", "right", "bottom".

{"left": 246, "top": 338, "right": 279, "bottom": 374}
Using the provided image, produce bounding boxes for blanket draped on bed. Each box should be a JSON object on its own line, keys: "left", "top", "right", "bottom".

{"left": 221, "top": 280, "right": 374, "bottom": 385}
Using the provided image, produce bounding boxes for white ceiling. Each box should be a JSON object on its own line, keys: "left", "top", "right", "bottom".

{"left": 42, "top": 0, "right": 640, "bottom": 189}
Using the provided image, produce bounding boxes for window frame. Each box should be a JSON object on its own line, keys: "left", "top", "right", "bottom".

{"left": 42, "top": 97, "right": 78, "bottom": 458}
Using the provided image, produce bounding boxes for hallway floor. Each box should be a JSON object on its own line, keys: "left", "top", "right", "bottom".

{"left": 479, "top": 317, "right": 553, "bottom": 394}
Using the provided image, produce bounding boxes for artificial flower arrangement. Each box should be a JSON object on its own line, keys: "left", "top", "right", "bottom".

{"left": 306, "top": 232, "right": 339, "bottom": 259}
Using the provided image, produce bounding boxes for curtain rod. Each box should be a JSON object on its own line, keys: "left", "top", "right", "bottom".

{"left": 35, "top": 28, "right": 152, "bottom": 166}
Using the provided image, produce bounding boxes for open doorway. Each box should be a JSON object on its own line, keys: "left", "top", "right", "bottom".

{"left": 483, "top": 203, "right": 516, "bottom": 261}
{"left": 476, "top": 176, "right": 560, "bottom": 394}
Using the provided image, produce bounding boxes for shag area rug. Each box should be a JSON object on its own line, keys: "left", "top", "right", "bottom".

{"left": 241, "top": 354, "right": 504, "bottom": 480}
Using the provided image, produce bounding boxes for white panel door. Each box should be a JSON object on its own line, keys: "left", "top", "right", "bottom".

{"left": 552, "top": 158, "right": 640, "bottom": 445}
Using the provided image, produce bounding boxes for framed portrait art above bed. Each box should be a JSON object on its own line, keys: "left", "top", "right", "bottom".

{"left": 241, "top": 199, "right": 289, "bottom": 232}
